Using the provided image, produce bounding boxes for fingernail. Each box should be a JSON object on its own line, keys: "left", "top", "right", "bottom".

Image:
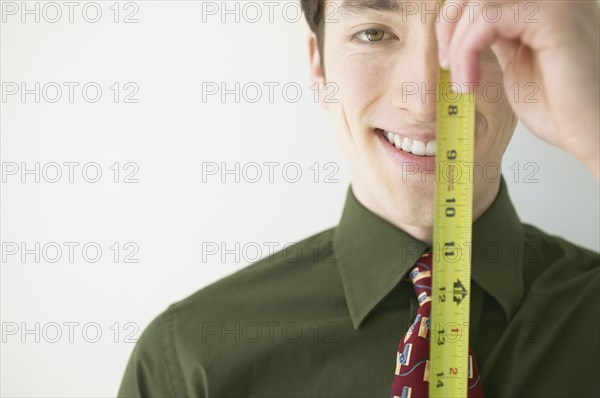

{"left": 439, "top": 47, "right": 449, "bottom": 70}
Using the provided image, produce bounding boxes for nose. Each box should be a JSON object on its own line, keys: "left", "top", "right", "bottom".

{"left": 390, "top": 24, "right": 439, "bottom": 124}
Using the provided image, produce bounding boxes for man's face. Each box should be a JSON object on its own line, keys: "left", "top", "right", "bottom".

{"left": 312, "top": 0, "right": 518, "bottom": 238}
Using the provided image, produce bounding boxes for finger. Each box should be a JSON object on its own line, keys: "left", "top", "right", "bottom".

{"left": 447, "top": 1, "right": 527, "bottom": 87}
{"left": 490, "top": 38, "right": 521, "bottom": 76}
{"left": 435, "top": 0, "right": 468, "bottom": 69}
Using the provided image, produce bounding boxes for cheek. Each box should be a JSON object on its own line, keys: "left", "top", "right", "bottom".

{"left": 324, "top": 55, "right": 387, "bottom": 142}
{"left": 478, "top": 61, "right": 508, "bottom": 105}
{"left": 476, "top": 62, "right": 517, "bottom": 150}
{"left": 326, "top": 50, "right": 389, "bottom": 101}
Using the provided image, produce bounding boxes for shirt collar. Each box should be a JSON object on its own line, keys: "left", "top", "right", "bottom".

{"left": 333, "top": 176, "right": 524, "bottom": 330}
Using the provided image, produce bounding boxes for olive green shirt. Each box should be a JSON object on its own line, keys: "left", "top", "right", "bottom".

{"left": 118, "top": 177, "right": 600, "bottom": 397}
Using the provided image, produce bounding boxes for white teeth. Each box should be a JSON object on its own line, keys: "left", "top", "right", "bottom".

{"left": 382, "top": 130, "right": 436, "bottom": 157}
{"left": 387, "top": 132, "right": 395, "bottom": 145}
{"left": 411, "top": 140, "right": 426, "bottom": 156}
{"left": 425, "top": 141, "right": 436, "bottom": 156}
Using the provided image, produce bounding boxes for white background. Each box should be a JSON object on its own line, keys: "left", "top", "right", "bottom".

{"left": 1, "top": 1, "right": 598, "bottom": 396}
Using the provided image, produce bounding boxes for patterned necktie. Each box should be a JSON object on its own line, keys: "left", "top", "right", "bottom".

{"left": 390, "top": 250, "right": 485, "bottom": 398}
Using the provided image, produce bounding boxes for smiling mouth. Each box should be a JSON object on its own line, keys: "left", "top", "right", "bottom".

{"left": 375, "top": 128, "right": 436, "bottom": 157}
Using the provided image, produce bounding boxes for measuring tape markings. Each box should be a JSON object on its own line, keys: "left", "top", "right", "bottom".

{"left": 429, "top": 66, "right": 476, "bottom": 398}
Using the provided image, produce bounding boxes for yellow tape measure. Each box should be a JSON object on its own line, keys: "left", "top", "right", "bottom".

{"left": 429, "top": 66, "right": 475, "bottom": 398}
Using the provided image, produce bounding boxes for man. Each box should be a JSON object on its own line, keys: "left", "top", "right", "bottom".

{"left": 118, "top": 0, "right": 599, "bottom": 396}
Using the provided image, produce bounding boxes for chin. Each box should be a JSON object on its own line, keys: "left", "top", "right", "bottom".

{"left": 397, "top": 204, "right": 435, "bottom": 228}
{"left": 382, "top": 184, "right": 435, "bottom": 225}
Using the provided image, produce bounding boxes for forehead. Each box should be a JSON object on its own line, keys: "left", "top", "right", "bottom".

{"left": 333, "top": 0, "right": 405, "bottom": 15}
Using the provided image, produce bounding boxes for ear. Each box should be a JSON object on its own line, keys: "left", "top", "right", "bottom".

{"left": 307, "top": 32, "right": 329, "bottom": 111}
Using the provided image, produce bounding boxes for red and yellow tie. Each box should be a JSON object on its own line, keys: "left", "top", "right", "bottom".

{"left": 390, "top": 251, "right": 484, "bottom": 398}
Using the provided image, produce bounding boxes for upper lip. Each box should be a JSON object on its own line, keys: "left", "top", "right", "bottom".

{"left": 375, "top": 127, "right": 435, "bottom": 143}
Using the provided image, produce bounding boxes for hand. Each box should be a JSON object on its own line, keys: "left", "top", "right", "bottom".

{"left": 436, "top": 0, "right": 600, "bottom": 180}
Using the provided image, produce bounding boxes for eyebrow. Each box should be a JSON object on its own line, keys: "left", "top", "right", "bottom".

{"left": 338, "top": 0, "right": 405, "bottom": 15}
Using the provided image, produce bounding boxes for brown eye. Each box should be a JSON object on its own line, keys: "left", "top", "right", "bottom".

{"left": 364, "top": 29, "right": 385, "bottom": 41}
{"left": 354, "top": 28, "right": 393, "bottom": 43}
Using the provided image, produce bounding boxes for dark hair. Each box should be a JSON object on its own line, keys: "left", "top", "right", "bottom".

{"left": 300, "top": 0, "right": 326, "bottom": 73}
